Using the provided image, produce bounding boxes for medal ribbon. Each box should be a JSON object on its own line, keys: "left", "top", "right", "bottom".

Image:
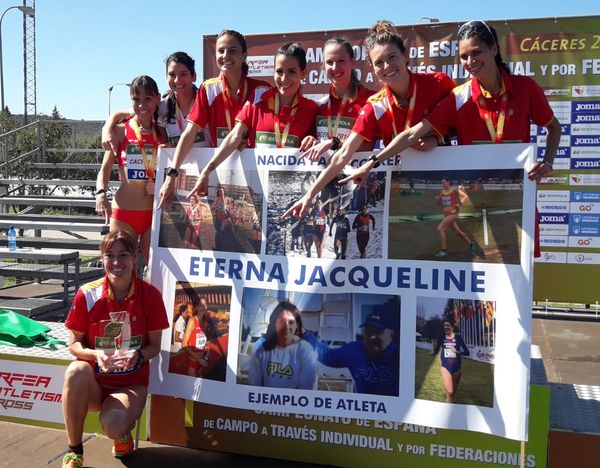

{"left": 221, "top": 74, "right": 248, "bottom": 131}
{"left": 273, "top": 93, "right": 299, "bottom": 148}
{"left": 326, "top": 86, "right": 349, "bottom": 139}
{"left": 129, "top": 118, "right": 158, "bottom": 180}
{"left": 175, "top": 101, "right": 186, "bottom": 132}
{"left": 478, "top": 92, "right": 508, "bottom": 144}
{"left": 386, "top": 80, "right": 417, "bottom": 137}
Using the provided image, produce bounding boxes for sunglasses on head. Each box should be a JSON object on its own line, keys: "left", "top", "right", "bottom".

{"left": 458, "top": 20, "right": 495, "bottom": 42}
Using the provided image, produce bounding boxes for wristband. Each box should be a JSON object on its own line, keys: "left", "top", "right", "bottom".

{"left": 95, "top": 188, "right": 107, "bottom": 197}
{"left": 330, "top": 136, "right": 341, "bottom": 151}
{"left": 166, "top": 167, "right": 179, "bottom": 177}
{"left": 368, "top": 154, "right": 380, "bottom": 168}
{"left": 542, "top": 160, "right": 553, "bottom": 170}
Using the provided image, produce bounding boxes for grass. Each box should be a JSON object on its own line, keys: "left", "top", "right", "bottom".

{"left": 414, "top": 347, "right": 495, "bottom": 406}
{"left": 389, "top": 188, "right": 523, "bottom": 264}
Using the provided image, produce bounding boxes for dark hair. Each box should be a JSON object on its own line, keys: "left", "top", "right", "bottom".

{"left": 263, "top": 301, "right": 302, "bottom": 351}
{"left": 218, "top": 29, "right": 249, "bottom": 75}
{"left": 276, "top": 42, "right": 307, "bottom": 71}
{"left": 164, "top": 52, "right": 198, "bottom": 123}
{"left": 364, "top": 20, "right": 406, "bottom": 62}
{"left": 177, "top": 303, "right": 189, "bottom": 314}
{"left": 324, "top": 38, "right": 360, "bottom": 96}
{"left": 129, "top": 75, "right": 160, "bottom": 122}
{"left": 100, "top": 229, "right": 137, "bottom": 256}
{"left": 457, "top": 20, "right": 510, "bottom": 73}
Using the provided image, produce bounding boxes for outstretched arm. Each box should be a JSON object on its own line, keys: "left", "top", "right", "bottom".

{"left": 339, "top": 121, "right": 433, "bottom": 187}
{"left": 188, "top": 121, "right": 248, "bottom": 199}
{"left": 158, "top": 121, "right": 202, "bottom": 209}
{"left": 282, "top": 132, "right": 365, "bottom": 219}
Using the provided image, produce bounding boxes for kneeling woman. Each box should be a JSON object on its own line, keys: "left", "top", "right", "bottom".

{"left": 96, "top": 76, "right": 167, "bottom": 263}
{"left": 61, "top": 230, "right": 169, "bottom": 467}
{"left": 430, "top": 318, "right": 470, "bottom": 403}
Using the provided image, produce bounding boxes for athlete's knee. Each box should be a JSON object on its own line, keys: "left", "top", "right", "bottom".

{"left": 100, "top": 409, "right": 134, "bottom": 440}
{"left": 64, "top": 361, "right": 94, "bottom": 389}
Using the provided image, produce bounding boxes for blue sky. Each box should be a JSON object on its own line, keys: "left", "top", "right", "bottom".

{"left": 1, "top": 0, "right": 598, "bottom": 121}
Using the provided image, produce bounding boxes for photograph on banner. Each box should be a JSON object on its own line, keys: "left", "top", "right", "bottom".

{"left": 267, "top": 171, "right": 385, "bottom": 259}
{"left": 415, "top": 296, "right": 495, "bottom": 407}
{"left": 158, "top": 162, "right": 264, "bottom": 254}
{"left": 168, "top": 281, "right": 231, "bottom": 382}
{"left": 237, "top": 287, "right": 400, "bottom": 395}
{"left": 389, "top": 169, "right": 524, "bottom": 263}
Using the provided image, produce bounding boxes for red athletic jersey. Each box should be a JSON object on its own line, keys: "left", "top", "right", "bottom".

{"left": 353, "top": 72, "right": 455, "bottom": 145}
{"left": 426, "top": 68, "right": 554, "bottom": 145}
{"left": 315, "top": 84, "right": 374, "bottom": 142}
{"left": 117, "top": 120, "right": 166, "bottom": 181}
{"left": 188, "top": 75, "right": 270, "bottom": 147}
{"left": 439, "top": 189, "right": 460, "bottom": 208}
{"left": 65, "top": 276, "right": 169, "bottom": 388}
{"left": 236, "top": 87, "right": 318, "bottom": 148}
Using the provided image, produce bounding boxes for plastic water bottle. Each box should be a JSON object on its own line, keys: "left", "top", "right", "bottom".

{"left": 7, "top": 225, "right": 16, "bottom": 251}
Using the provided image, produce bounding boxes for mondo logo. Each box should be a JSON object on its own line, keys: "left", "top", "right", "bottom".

{"left": 578, "top": 238, "right": 593, "bottom": 246}
{"left": 579, "top": 205, "right": 593, "bottom": 212}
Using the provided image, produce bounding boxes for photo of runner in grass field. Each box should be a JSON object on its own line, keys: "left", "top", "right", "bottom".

{"left": 415, "top": 296, "right": 495, "bottom": 407}
{"left": 389, "top": 168, "right": 524, "bottom": 264}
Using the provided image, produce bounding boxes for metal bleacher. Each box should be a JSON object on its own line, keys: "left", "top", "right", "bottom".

{"left": 0, "top": 119, "right": 109, "bottom": 318}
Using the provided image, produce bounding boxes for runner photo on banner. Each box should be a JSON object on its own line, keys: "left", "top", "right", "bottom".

{"left": 148, "top": 143, "right": 535, "bottom": 441}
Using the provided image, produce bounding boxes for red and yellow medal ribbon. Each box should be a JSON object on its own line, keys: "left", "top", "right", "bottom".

{"left": 477, "top": 92, "right": 508, "bottom": 144}
{"left": 273, "top": 93, "right": 299, "bottom": 148}
{"left": 129, "top": 118, "right": 158, "bottom": 180}
{"left": 326, "top": 86, "right": 350, "bottom": 139}
{"left": 221, "top": 74, "right": 248, "bottom": 131}
{"left": 386, "top": 80, "right": 417, "bottom": 137}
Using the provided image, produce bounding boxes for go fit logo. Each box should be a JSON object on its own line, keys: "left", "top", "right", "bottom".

{"left": 568, "top": 236, "right": 600, "bottom": 248}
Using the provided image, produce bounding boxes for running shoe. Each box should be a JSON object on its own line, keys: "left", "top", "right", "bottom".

{"left": 435, "top": 249, "right": 448, "bottom": 257}
{"left": 62, "top": 452, "right": 83, "bottom": 468}
{"left": 112, "top": 432, "right": 134, "bottom": 458}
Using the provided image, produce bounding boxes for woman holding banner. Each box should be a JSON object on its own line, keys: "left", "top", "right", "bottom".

{"left": 248, "top": 301, "right": 317, "bottom": 389}
{"left": 299, "top": 37, "right": 374, "bottom": 153}
{"left": 283, "top": 20, "right": 455, "bottom": 219}
{"left": 430, "top": 318, "right": 470, "bottom": 403}
{"left": 158, "top": 30, "right": 270, "bottom": 206}
{"left": 187, "top": 42, "right": 319, "bottom": 198}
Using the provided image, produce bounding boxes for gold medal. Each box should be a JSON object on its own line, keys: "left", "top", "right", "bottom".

{"left": 146, "top": 180, "right": 155, "bottom": 195}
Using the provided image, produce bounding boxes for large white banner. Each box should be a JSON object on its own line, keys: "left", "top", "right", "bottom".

{"left": 149, "top": 144, "right": 535, "bottom": 441}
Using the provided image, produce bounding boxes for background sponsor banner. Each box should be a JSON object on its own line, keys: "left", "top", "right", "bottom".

{"left": 203, "top": 15, "right": 600, "bottom": 303}
{"left": 0, "top": 358, "right": 65, "bottom": 424}
{"left": 149, "top": 144, "right": 535, "bottom": 441}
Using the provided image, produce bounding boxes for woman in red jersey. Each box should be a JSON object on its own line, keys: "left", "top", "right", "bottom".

{"left": 61, "top": 230, "right": 168, "bottom": 467}
{"left": 159, "top": 29, "right": 270, "bottom": 206}
{"left": 283, "top": 20, "right": 455, "bottom": 219}
{"left": 300, "top": 37, "right": 375, "bottom": 154}
{"left": 188, "top": 42, "right": 318, "bottom": 197}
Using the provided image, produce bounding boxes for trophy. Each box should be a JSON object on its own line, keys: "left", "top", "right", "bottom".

{"left": 98, "top": 311, "right": 137, "bottom": 373}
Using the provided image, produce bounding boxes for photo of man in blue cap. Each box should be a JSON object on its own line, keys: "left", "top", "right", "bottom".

{"left": 304, "top": 297, "right": 400, "bottom": 396}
